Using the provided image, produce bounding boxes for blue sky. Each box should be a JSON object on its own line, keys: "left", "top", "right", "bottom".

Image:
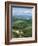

{"left": 12, "top": 7, "right": 32, "bottom": 16}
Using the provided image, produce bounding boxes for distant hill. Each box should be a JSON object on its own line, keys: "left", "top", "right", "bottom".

{"left": 11, "top": 14, "right": 32, "bottom": 20}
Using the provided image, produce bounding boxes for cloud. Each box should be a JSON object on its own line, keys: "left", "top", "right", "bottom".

{"left": 12, "top": 7, "right": 32, "bottom": 16}
{"left": 24, "top": 10, "right": 32, "bottom": 14}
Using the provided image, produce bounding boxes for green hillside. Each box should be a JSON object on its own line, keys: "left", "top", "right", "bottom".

{"left": 11, "top": 17, "right": 32, "bottom": 38}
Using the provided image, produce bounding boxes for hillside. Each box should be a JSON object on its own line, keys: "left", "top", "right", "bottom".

{"left": 11, "top": 16, "right": 32, "bottom": 38}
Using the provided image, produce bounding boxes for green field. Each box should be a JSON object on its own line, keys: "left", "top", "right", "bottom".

{"left": 11, "top": 16, "right": 32, "bottom": 38}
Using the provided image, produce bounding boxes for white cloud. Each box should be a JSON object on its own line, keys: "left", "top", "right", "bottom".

{"left": 24, "top": 10, "right": 32, "bottom": 14}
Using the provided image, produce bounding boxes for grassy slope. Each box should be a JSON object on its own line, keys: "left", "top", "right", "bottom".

{"left": 11, "top": 17, "right": 32, "bottom": 38}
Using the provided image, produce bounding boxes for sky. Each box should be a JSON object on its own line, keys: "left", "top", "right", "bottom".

{"left": 12, "top": 7, "right": 32, "bottom": 16}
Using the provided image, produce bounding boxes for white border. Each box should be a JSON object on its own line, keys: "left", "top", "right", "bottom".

{"left": 9, "top": 4, "right": 35, "bottom": 42}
